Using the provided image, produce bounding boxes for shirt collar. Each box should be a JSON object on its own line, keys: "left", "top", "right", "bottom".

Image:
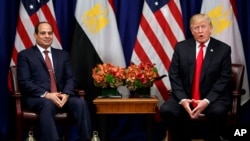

{"left": 196, "top": 38, "right": 210, "bottom": 48}
{"left": 37, "top": 45, "right": 52, "bottom": 53}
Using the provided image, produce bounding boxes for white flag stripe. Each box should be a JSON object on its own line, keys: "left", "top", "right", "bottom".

{"left": 47, "top": 0, "right": 57, "bottom": 18}
{"left": 133, "top": 29, "right": 170, "bottom": 82}
{"left": 135, "top": 28, "right": 171, "bottom": 86}
{"left": 144, "top": 7, "right": 175, "bottom": 59}
{"left": 161, "top": 5, "right": 185, "bottom": 41}
{"left": 136, "top": 27, "right": 170, "bottom": 80}
{"left": 141, "top": 13, "right": 173, "bottom": 71}
{"left": 144, "top": 3, "right": 175, "bottom": 56}
{"left": 15, "top": 34, "right": 27, "bottom": 52}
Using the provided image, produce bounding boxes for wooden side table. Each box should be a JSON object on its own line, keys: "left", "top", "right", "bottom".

{"left": 93, "top": 97, "right": 158, "bottom": 141}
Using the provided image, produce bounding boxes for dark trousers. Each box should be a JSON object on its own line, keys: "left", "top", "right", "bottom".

{"left": 24, "top": 96, "right": 92, "bottom": 141}
{"left": 160, "top": 97, "right": 228, "bottom": 141}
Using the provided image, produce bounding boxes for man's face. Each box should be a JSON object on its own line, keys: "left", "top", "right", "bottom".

{"left": 34, "top": 23, "right": 53, "bottom": 48}
{"left": 190, "top": 19, "right": 212, "bottom": 43}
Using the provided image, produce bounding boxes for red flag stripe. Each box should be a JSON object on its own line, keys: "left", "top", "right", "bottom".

{"left": 134, "top": 40, "right": 169, "bottom": 101}
{"left": 30, "top": 12, "right": 39, "bottom": 26}
{"left": 154, "top": 10, "right": 178, "bottom": 49}
{"left": 167, "top": 0, "right": 185, "bottom": 34}
{"left": 41, "top": 4, "right": 61, "bottom": 44}
{"left": 108, "top": 0, "right": 115, "bottom": 12}
{"left": 11, "top": 47, "right": 18, "bottom": 66}
{"left": 134, "top": 40, "right": 151, "bottom": 64}
{"left": 230, "top": 0, "right": 238, "bottom": 18}
{"left": 139, "top": 15, "right": 172, "bottom": 71}
{"left": 16, "top": 17, "right": 33, "bottom": 49}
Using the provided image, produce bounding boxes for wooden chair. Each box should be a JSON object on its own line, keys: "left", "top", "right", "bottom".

{"left": 166, "top": 63, "right": 245, "bottom": 140}
{"left": 9, "top": 66, "right": 86, "bottom": 141}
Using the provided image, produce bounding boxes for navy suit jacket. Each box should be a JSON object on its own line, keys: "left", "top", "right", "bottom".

{"left": 169, "top": 37, "right": 232, "bottom": 106}
{"left": 17, "top": 45, "right": 75, "bottom": 97}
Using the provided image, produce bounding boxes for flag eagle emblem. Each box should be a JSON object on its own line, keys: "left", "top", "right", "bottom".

{"left": 82, "top": 3, "right": 109, "bottom": 34}
{"left": 207, "top": 5, "right": 232, "bottom": 35}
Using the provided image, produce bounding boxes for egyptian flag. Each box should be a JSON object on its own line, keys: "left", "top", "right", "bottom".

{"left": 70, "top": 0, "right": 125, "bottom": 101}
{"left": 201, "top": 0, "right": 250, "bottom": 105}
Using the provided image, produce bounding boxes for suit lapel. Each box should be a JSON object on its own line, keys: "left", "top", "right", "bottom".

{"left": 33, "top": 46, "right": 47, "bottom": 67}
{"left": 50, "top": 48, "right": 58, "bottom": 75}
{"left": 188, "top": 40, "right": 196, "bottom": 85}
{"left": 201, "top": 38, "right": 215, "bottom": 80}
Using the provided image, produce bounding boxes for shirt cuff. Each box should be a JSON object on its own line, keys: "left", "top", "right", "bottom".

{"left": 179, "top": 99, "right": 188, "bottom": 104}
{"left": 41, "top": 91, "right": 48, "bottom": 97}
{"left": 203, "top": 98, "right": 210, "bottom": 104}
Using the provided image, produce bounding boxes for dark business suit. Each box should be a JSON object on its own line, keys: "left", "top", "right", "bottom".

{"left": 160, "top": 37, "right": 232, "bottom": 141}
{"left": 17, "top": 46, "right": 92, "bottom": 141}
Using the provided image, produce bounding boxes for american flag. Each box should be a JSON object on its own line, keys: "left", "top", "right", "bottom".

{"left": 131, "top": 0, "right": 185, "bottom": 117}
{"left": 10, "top": 0, "right": 61, "bottom": 66}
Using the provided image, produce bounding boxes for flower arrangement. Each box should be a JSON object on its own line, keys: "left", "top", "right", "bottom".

{"left": 92, "top": 62, "right": 163, "bottom": 93}
{"left": 125, "top": 62, "right": 159, "bottom": 91}
{"left": 92, "top": 63, "right": 126, "bottom": 88}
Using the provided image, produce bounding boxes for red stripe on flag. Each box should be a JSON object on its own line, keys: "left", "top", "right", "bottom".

{"left": 168, "top": 0, "right": 185, "bottom": 33}
{"left": 11, "top": 47, "right": 18, "bottom": 65}
{"left": 155, "top": 80, "right": 169, "bottom": 100}
{"left": 108, "top": 0, "right": 115, "bottom": 11}
{"left": 41, "top": 4, "right": 61, "bottom": 43}
{"left": 230, "top": 0, "right": 238, "bottom": 18}
{"left": 134, "top": 39, "right": 151, "bottom": 63}
{"left": 139, "top": 15, "right": 171, "bottom": 70}
{"left": 16, "top": 18, "right": 33, "bottom": 48}
{"left": 30, "top": 12, "right": 40, "bottom": 26}
{"left": 154, "top": 10, "right": 178, "bottom": 49}
{"left": 134, "top": 39, "right": 169, "bottom": 101}
{"left": 154, "top": 107, "right": 162, "bottom": 122}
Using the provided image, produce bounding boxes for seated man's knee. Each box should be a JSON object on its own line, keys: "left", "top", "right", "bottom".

{"left": 206, "top": 105, "right": 228, "bottom": 119}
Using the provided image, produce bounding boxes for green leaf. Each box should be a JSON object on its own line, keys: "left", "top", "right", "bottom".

{"left": 135, "top": 79, "right": 143, "bottom": 88}
{"left": 105, "top": 74, "right": 114, "bottom": 83}
{"left": 153, "top": 67, "right": 158, "bottom": 73}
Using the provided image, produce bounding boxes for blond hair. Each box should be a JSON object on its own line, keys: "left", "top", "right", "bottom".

{"left": 190, "top": 14, "right": 212, "bottom": 28}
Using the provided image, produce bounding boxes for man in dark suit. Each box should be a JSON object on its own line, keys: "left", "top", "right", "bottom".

{"left": 160, "top": 14, "right": 232, "bottom": 141}
{"left": 17, "top": 22, "right": 92, "bottom": 141}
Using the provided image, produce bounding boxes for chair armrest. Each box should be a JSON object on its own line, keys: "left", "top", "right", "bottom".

{"left": 9, "top": 91, "right": 22, "bottom": 120}
{"left": 230, "top": 89, "right": 245, "bottom": 116}
{"left": 167, "top": 90, "right": 172, "bottom": 95}
{"left": 232, "top": 89, "right": 246, "bottom": 96}
{"left": 10, "top": 91, "right": 22, "bottom": 98}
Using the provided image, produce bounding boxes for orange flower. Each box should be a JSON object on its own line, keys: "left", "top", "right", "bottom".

{"left": 92, "top": 62, "right": 161, "bottom": 90}
{"left": 92, "top": 63, "right": 125, "bottom": 88}
{"left": 125, "top": 62, "right": 159, "bottom": 91}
